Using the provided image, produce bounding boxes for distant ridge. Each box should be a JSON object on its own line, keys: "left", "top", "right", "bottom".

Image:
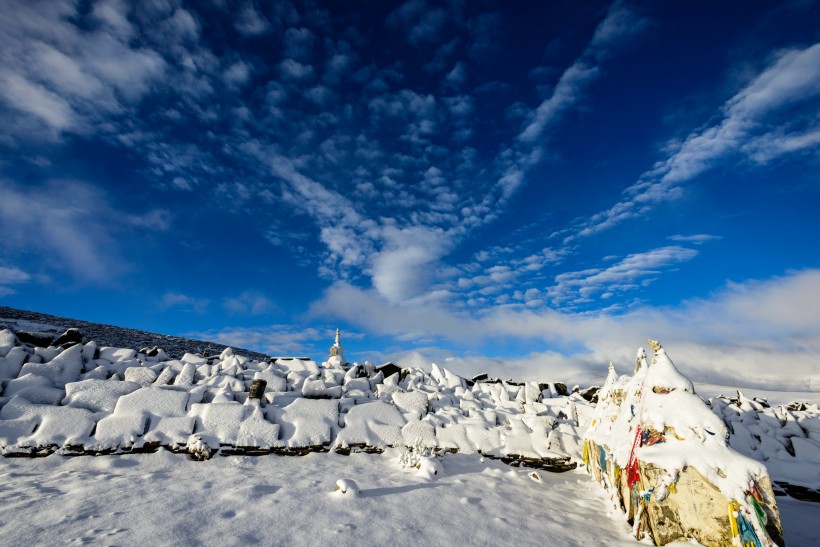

{"left": 0, "top": 306, "right": 269, "bottom": 361}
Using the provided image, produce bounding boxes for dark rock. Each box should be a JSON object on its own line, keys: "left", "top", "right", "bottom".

{"left": 52, "top": 328, "right": 83, "bottom": 346}
{"left": 475, "top": 377, "right": 502, "bottom": 384}
{"left": 553, "top": 382, "right": 568, "bottom": 396}
{"left": 377, "top": 362, "right": 402, "bottom": 379}
{"left": 248, "top": 379, "right": 267, "bottom": 401}
{"left": 15, "top": 331, "right": 54, "bottom": 347}
{"left": 579, "top": 386, "right": 600, "bottom": 403}
{"left": 472, "top": 373, "right": 489, "bottom": 383}
{"left": 140, "top": 347, "right": 163, "bottom": 357}
{"left": 333, "top": 443, "right": 384, "bottom": 456}
{"left": 486, "top": 453, "right": 577, "bottom": 473}
{"left": 786, "top": 402, "right": 808, "bottom": 412}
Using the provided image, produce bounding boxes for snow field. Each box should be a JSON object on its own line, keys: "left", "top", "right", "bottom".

{"left": 0, "top": 449, "right": 647, "bottom": 547}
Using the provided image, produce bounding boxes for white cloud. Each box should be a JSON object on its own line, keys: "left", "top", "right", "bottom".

{"left": 548, "top": 245, "right": 698, "bottom": 304}
{"left": 310, "top": 269, "right": 820, "bottom": 390}
{"left": 305, "top": 85, "right": 333, "bottom": 106}
{"left": 158, "top": 292, "right": 209, "bottom": 313}
{"left": 0, "top": 71, "right": 77, "bottom": 134}
{"left": 283, "top": 27, "right": 315, "bottom": 61}
{"left": 0, "top": 179, "right": 170, "bottom": 283}
{"left": 486, "top": 1, "right": 649, "bottom": 203}
{"left": 125, "top": 209, "right": 172, "bottom": 231}
{"left": 518, "top": 1, "right": 646, "bottom": 145}
{"left": 165, "top": 8, "right": 200, "bottom": 42}
{"left": 668, "top": 234, "right": 722, "bottom": 244}
{"left": 0, "top": 0, "right": 166, "bottom": 141}
{"left": 188, "top": 325, "right": 323, "bottom": 357}
{"left": 223, "top": 61, "right": 251, "bottom": 87}
{"left": 278, "top": 58, "right": 315, "bottom": 81}
{"left": 743, "top": 125, "right": 820, "bottom": 164}
{"left": 588, "top": 0, "right": 650, "bottom": 56}
{"left": 444, "top": 62, "right": 466, "bottom": 88}
{"left": 386, "top": 0, "right": 448, "bottom": 46}
{"left": 573, "top": 42, "right": 820, "bottom": 240}
{"left": 233, "top": 2, "right": 272, "bottom": 36}
{"left": 223, "top": 291, "right": 277, "bottom": 316}
{"left": 517, "top": 61, "right": 600, "bottom": 144}
{"left": 0, "top": 265, "right": 31, "bottom": 296}
{"left": 371, "top": 225, "right": 451, "bottom": 303}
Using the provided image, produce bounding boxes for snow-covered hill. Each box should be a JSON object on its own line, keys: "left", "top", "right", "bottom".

{"left": 0, "top": 306, "right": 269, "bottom": 362}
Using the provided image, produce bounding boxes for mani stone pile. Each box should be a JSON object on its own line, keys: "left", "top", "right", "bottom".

{"left": 0, "top": 327, "right": 587, "bottom": 471}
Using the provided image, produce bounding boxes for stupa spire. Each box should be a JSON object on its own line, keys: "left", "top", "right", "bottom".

{"left": 326, "top": 327, "right": 347, "bottom": 367}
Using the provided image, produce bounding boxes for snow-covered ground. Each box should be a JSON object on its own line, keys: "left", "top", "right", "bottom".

{"left": 1, "top": 448, "right": 818, "bottom": 546}
{"left": 0, "top": 449, "right": 643, "bottom": 547}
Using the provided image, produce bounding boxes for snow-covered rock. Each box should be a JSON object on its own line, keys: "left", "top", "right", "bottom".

{"left": 584, "top": 342, "right": 784, "bottom": 546}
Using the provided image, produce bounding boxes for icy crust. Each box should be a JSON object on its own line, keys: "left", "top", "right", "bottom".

{"left": 0, "top": 333, "right": 589, "bottom": 464}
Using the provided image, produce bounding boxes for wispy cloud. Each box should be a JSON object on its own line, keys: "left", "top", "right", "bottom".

{"left": 233, "top": 1, "right": 274, "bottom": 37}
{"left": 0, "top": 0, "right": 166, "bottom": 142}
{"left": 0, "top": 179, "right": 170, "bottom": 283}
{"left": 547, "top": 246, "right": 698, "bottom": 305}
{"left": 190, "top": 325, "right": 323, "bottom": 357}
{"left": 0, "top": 265, "right": 31, "bottom": 297}
{"left": 572, "top": 42, "right": 820, "bottom": 240}
{"left": 495, "top": 1, "right": 650, "bottom": 200}
{"left": 668, "top": 234, "right": 723, "bottom": 244}
{"left": 158, "top": 292, "right": 209, "bottom": 314}
{"left": 223, "top": 291, "right": 277, "bottom": 316}
{"left": 386, "top": 0, "right": 449, "bottom": 46}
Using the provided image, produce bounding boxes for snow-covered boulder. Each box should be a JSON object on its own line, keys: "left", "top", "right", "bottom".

{"left": 62, "top": 379, "right": 141, "bottom": 413}
{"left": 335, "top": 400, "right": 406, "bottom": 450}
{"left": 18, "top": 343, "right": 84, "bottom": 387}
{"left": 0, "top": 329, "right": 16, "bottom": 357}
{"left": 0, "top": 346, "right": 28, "bottom": 379}
{"left": 271, "top": 398, "right": 338, "bottom": 448}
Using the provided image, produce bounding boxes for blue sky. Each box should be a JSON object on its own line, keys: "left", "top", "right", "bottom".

{"left": 1, "top": 0, "right": 819, "bottom": 387}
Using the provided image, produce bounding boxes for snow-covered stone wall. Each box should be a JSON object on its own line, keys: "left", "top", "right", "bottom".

{"left": 0, "top": 329, "right": 586, "bottom": 471}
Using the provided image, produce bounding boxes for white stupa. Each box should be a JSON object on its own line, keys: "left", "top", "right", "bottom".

{"left": 325, "top": 328, "right": 347, "bottom": 367}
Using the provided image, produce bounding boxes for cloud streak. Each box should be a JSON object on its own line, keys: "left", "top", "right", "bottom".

{"left": 573, "top": 42, "right": 820, "bottom": 240}
{"left": 547, "top": 245, "right": 699, "bottom": 305}
{"left": 0, "top": 265, "right": 31, "bottom": 297}
{"left": 0, "top": 179, "right": 170, "bottom": 284}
